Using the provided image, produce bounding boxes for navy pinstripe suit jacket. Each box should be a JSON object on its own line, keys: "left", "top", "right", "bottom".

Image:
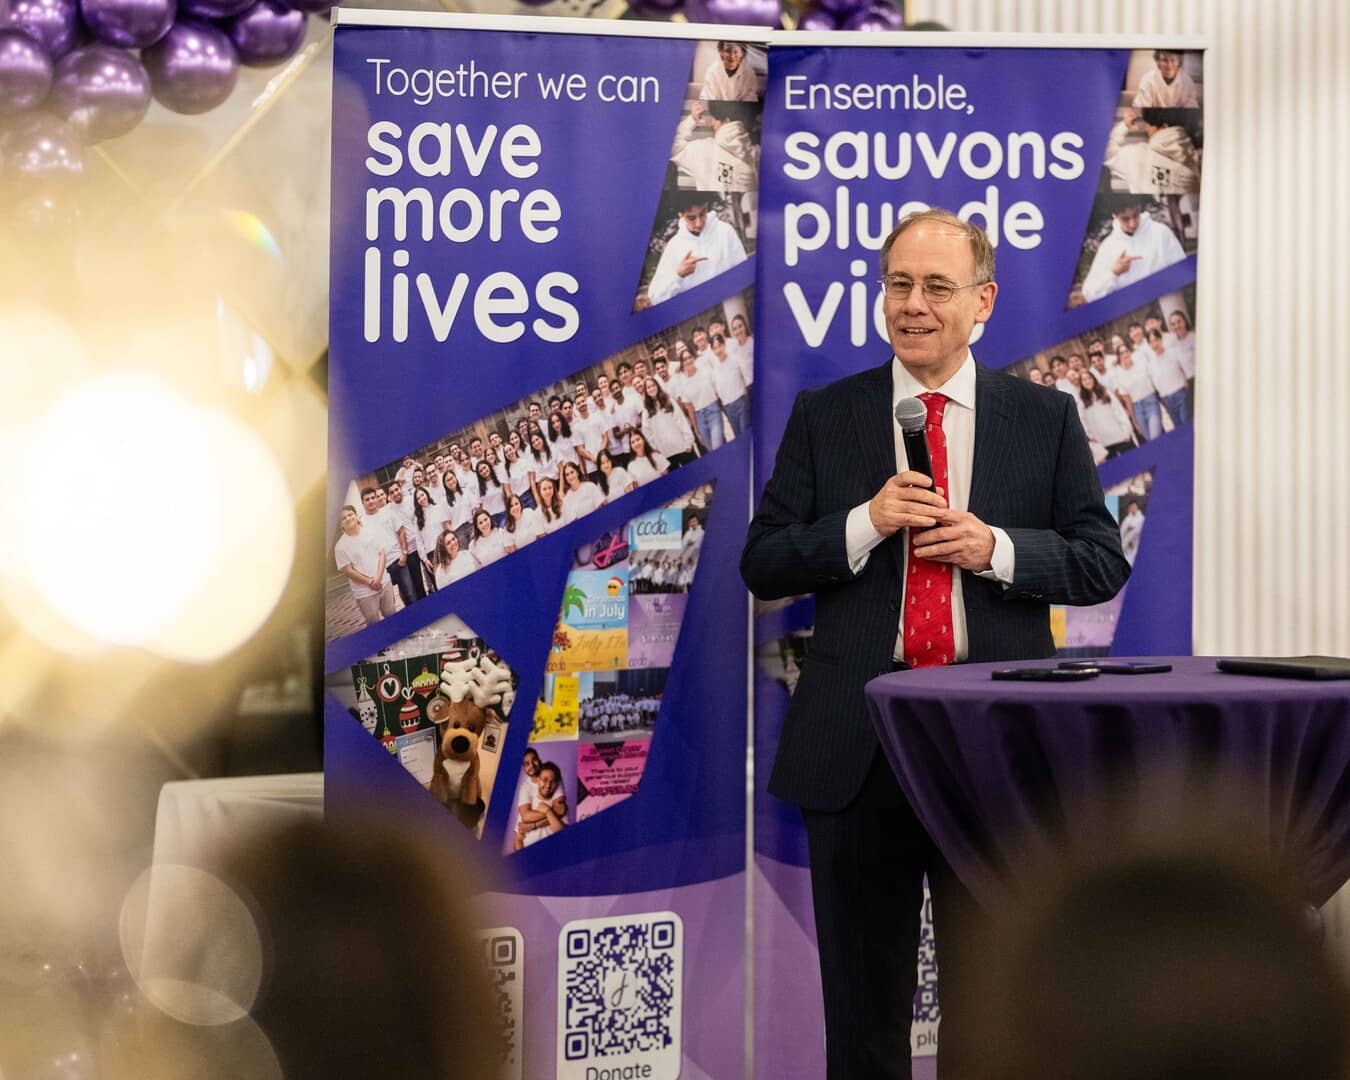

{"left": 742, "top": 359, "right": 1130, "bottom": 813}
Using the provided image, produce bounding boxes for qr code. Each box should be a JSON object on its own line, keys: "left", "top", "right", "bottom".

{"left": 911, "top": 880, "right": 941, "bottom": 1056}
{"left": 556, "top": 911, "right": 683, "bottom": 1080}
{"left": 481, "top": 927, "right": 523, "bottom": 1080}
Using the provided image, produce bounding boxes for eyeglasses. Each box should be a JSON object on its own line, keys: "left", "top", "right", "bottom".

{"left": 879, "top": 275, "right": 988, "bottom": 304}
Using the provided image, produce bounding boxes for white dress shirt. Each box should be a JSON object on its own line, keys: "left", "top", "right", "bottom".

{"left": 843, "top": 352, "right": 1015, "bottom": 663}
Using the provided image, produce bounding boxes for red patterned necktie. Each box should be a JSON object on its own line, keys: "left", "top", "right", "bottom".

{"left": 903, "top": 392, "right": 953, "bottom": 669}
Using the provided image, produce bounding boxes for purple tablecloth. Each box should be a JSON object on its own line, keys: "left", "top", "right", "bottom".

{"left": 865, "top": 656, "right": 1350, "bottom": 908}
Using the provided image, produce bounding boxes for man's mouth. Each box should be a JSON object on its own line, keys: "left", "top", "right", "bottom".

{"left": 898, "top": 328, "right": 936, "bottom": 336}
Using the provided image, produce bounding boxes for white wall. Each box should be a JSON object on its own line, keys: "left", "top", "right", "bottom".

{"left": 908, "top": 0, "right": 1350, "bottom": 656}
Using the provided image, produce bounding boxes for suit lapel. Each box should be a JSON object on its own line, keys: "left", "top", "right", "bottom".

{"left": 847, "top": 359, "right": 897, "bottom": 496}
{"left": 847, "top": 359, "right": 907, "bottom": 584}
{"left": 969, "top": 363, "right": 1016, "bottom": 519}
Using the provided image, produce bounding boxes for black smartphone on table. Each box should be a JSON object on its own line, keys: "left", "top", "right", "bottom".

{"left": 991, "top": 667, "right": 1100, "bottom": 682}
{"left": 1059, "top": 660, "right": 1173, "bottom": 675}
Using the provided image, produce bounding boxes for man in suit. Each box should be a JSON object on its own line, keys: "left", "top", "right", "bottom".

{"left": 741, "top": 208, "right": 1129, "bottom": 1079}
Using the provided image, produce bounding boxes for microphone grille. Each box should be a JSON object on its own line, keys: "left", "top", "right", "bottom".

{"left": 893, "top": 396, "right": 928, "bottom": 432}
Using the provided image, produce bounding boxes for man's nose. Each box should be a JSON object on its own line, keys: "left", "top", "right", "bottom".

{"left": 902, "top": 287, "right": 931, "bottom": 316}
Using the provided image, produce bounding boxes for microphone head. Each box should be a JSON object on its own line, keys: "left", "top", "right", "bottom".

{"left": 894, "top": 396, "right": 928, "bottom": 433}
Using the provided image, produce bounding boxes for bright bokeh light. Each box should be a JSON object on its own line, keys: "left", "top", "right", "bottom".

{"left": 118, "top": 863, "right": 263, "bottom": 1028}
{"left": 147, "top": 408, "right": 296, "bottom": 663}
{"left": 9, "top": 373, "right": 222, "bottom": 647}
{"left": 0, "top": 308, "right": 90, "bottom": 423}
{"left": 2, "top": 370, "right": 294, "bottom": 661}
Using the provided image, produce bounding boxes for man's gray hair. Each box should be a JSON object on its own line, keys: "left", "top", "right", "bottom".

{"left": 878, "top": 208, "right": 996, "bottom": 284}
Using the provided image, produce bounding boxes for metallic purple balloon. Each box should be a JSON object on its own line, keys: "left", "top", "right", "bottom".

{"left": 796, "top": 7, "right": 839, "bottom": 29}
{"left": 684, "top": 0, "right": 780, "bottom": 25}
{"left": 7, "top": 0, "right": 79, "bottom": 56}
{"left": 0, "top": 26, "right": 52, "bottom": 113}
{"left": 841, "top": 0, "right": 902, "bottom": 30}
{"left": 48, "top": 43, "right": 149, "bottom": 140}
{"left": 142, "top": 18, "right": 237, "bottom": 114}
{"left": 814, "top": 0, "right": 868, "bottom": 17}
{"left": 224, "top": 0, "right": 304, "bottom": 67}
{"left": 180, "top": 0, "right": 251, "bottom": 21}
{"left": 80, "top": 0, "right": 174, "bottom": 48}
{"left": 1, "top": 110, "right": 83, "bottom": 177}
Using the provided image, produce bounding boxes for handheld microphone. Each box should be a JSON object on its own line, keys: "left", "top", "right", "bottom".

{"left": 893, "top": 397, "right": 932, "bottom": 481}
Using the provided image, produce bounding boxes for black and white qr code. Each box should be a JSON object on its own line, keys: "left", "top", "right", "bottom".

{"left": 556, "top": 911, "right": 683, "bottom": 1080}
{"left": 911, "top": 880, "right": 941, "bottom": 1055}
{"left": 481, "top": 927, "right": 523, "bottom": 1080}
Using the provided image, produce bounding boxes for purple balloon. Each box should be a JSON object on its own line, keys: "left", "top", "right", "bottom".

{"left": 48, "top": 43, "right": 149, "bottom": 140}
{"left": 0, "top": 27, "right": 51, "bottom": 113}
{"left": 180, "top": 0, "right": 251, "bottom": 21}
{"left": 224, "top": 0, "right": 303, "bottom": 66}
{"left": 6, "top": 0, "right": 79, "bottom": 56}
{"left": 80, "top": 0, "right": 173, "bottom": 48}
{"left": 684, "top": 0, "right": 780, "bottom": 25}
{"left": 814, "top": 0, "right": 868, "bottom": 17}
{"left": 841, "top": 0, "right": 902, "bottom": 30}
{"left": 1, "top": 110, "right": 82, "bottom": 178}
{"left": 796, "top": 7, "right": 839, "bottom": 29}
{"left": 142, "top": 18, "right": 237, "bottom": 114}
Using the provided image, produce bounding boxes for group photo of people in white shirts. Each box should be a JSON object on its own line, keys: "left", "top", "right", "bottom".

{"left": 1069, "top": 49, "right": 1202, "bottom": 308}
{"left": 1009, "top": 287, "right": 1196, "bottom": 464}
{"left": 328, "top": 296, "right": 753, "bottom": 637}
{"left": 577, "top": 673, "right": 666, "bottom": 741}
{"left": 635, "top": 40, "right": 764, "bottom": 310}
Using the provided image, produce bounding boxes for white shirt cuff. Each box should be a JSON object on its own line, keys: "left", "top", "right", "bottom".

{"left": 845, "top": 502, "right": 886, "bottom": 575}
{"left": 977, "top": 526, "right": 1015, "bottom": 585}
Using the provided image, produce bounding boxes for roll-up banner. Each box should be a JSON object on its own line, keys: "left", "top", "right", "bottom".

{"left": 326, "top": 17, "right": 1203, "bottom": 1077}
{"left": 753, "top": 35, "right": 1202, "bottom": 1077}
{"left": 324, "top": 13, "right": 765, "bottom": 1079}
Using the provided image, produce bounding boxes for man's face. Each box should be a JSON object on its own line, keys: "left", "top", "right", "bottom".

{"left": 1155, "top": 51, "right": 1181, "bottom": 82}
{"left": 1051, "top": 358, "right": 1067, "bottom": 378}
{"left": 537, "top": 769, "right": 559, "bottom": 798}
{"left": 388, "top": 482, "right": 404, "bottom": 503}
{"left": 1129, "top": 325, "right": 1145, "bottom": 345}
{"left": 883, "top": 223, "right": 996, "bottom": 384}
{"left": 618, "top": 367, "right": 633, "bottom": 386}
{"left": 710, "top": 321, "right": 726, "bottom": 340}
{"left": 561, "top": 400, "right": 574, "bottom": 421}
{"left": 718, "top": 42, "right": 743, "bottom": 75}
{"left": 634, "top": 361, "right": 649, "bottom": 380}
{"left": 1169, "top": 312, "right": 1188, "bottom": 336}
{"left": 592, "top": 389, "right": 605, "bottom": 411}
{"left": 1114, "top": 207, "right": 1142, "bottom": 235}
{"left": 1068, "top": 354, "right": 1085, "bottom": 372}
{"left": 523, "top": 752, "right": 540, "bottom": 777}
{"left": 575, "top": 394, "right": 589, "bottom": 415}
{"left": 1090, "top": 351, "right": 1107, "bottom": 373}
{"left": 340, "top": 507, "right": 360, "bottom": 532}
{"left": 361, "top": 491, "right": 380, "bottom": 514}
{"left": 655, "top": 358, "right": 669, "bottom": 379}
{"left": 489, "top": 432, "right": 502, "bottom": 449}
{"left": 470, "top": 438, "right": 483, "bottom": 457}
{"left": 528, "top": 403, "right": 542, "bottom": 421}
{"left": 1145, "top": 317, "right": 1163, "bottom": 335}
{"left": 693, "top": 330, "right": 708, "bottom": 352}
{"left": 679, "top": 205, "right": 708, "bottom": 236}
{"left": 412, "top": 468, "right": 424, "bottom": 486}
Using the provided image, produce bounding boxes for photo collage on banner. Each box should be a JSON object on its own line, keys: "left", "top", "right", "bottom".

{"left": 327, "top": 15, "right": 758, "bottom": 1079}
{"left": 326, "top": 287, "right": 754, "bottom": 643}
{"left": 751, "top": 41, "right": 1202, "bottom": 1078}
{"left": 635, "top": 39, "right": 765, "bottom": 311}
{"left": 508, "top": 484, "right": 713, "bottom": 852}
{"left": 326, "top": 614, "right": 518, "bottom": 837}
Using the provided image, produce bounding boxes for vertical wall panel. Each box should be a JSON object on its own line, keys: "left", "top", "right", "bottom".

{"left": 909, "top": 0, "right": 1350, "bottom": 657}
